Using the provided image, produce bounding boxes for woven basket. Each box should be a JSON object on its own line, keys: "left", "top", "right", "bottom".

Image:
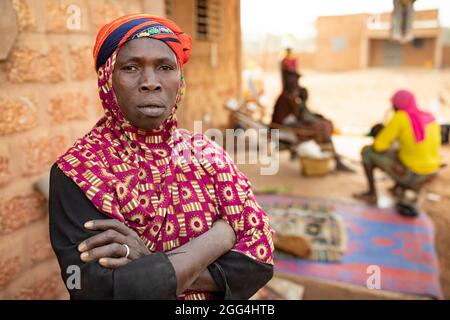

{"left": 300, "top": 156, "right": 333, "bottom": 176}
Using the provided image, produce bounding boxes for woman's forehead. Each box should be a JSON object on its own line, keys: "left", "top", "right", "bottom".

{"left": 116, "top": 37, "right": 177, "bottom": 63}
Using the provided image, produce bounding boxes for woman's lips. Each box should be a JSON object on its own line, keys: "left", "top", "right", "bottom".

{"left": 137, "top": 105, "right": 166, "bottom": 117}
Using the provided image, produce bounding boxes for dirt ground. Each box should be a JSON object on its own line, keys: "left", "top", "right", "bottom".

{"left": 236, "top": 67, "right": 450, "bottom": 299}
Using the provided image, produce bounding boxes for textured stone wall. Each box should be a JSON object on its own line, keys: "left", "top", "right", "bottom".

{"left": 0, "top": 0, "right": 241, "bottom": 299}
{"left": 0, "top": 0, "right": 145, "bottom": 301}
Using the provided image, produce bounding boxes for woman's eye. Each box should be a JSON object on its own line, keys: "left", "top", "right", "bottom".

{"left": 160, "top": 65, "right": 174, "bottom": 71}
{"left": 123, "top": 65, "right": 138, "bottom": 71}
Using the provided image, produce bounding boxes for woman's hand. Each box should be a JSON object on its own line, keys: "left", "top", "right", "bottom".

{"left": 77, "top": 219, "right": 151, "bottom": 269}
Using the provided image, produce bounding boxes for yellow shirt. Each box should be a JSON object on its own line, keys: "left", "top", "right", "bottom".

{"left": 374, "top": 111, "right": 441, "bottom": 175}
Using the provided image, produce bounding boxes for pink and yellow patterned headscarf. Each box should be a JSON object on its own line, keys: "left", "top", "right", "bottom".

{"left": 57, "top": 14, "right": 274, "bottom": 300}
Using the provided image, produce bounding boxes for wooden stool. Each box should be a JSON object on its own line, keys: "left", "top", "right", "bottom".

{"left": 393, "top": 174, "right": 438, "bottom": 217}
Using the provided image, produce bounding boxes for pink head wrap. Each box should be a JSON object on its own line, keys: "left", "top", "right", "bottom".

{"left": 391, "top": 89, "right": 435, "bottom": 143}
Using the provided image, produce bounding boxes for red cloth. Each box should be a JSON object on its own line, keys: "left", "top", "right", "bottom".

{"left": 93, "top": 14, "right": 192, "bottom": 71}
{"left": 281, "top": 56, "right": 298, "bottom": 73}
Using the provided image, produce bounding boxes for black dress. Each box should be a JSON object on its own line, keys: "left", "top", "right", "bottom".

{"left": 49, "top": 163, "right": 273, "bottom": 300}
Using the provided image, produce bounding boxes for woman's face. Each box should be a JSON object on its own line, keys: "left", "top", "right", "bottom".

{"left": 112, "top": 38, "right": 180, "bottom": 130}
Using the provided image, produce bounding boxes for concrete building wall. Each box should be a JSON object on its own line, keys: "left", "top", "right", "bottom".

{"left": 368, "top": 39, "right": 384, "bottom": 67}
{"left": 403, "top": 38, "right": 436, "bottom": 67}
{"left": 0, "top": 0, "right": 241, "bottom": 299}
{"left": 369, "top": 38, "right": 437, "bottom": 67}
{"left": 316, "top": 9, "right": 441, "bottom": 71}
{"left": 443, "top": 45, "right": 450, "bottom": 68}
{"left": 315, "top": 14, "right": 369, "bottom": 71}
{"left": 373, "top": 8, "right": 439, "bottom": 23}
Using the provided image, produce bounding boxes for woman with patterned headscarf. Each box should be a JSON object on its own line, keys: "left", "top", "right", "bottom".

{"left": 49, "top": 14, "right": 274, "bottom": 300}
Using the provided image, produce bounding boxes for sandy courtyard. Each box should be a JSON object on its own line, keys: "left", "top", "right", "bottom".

{"left": 236, "top": 67, "right": 450, "bottom": 298}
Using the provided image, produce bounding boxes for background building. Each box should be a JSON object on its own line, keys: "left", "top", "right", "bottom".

{"left": 315, "top": 9, "right": 443, "bottom": 70}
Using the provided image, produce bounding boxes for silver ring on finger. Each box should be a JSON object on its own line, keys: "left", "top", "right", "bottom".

{"left": 122, "top": 244, "right": 130, "bottom": 259}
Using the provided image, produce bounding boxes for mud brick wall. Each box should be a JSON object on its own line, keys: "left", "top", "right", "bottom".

{"left": 172, "top": 0, "right": 242, "bottom": 131}
{"left": 0, "top": 0, "right": 241, "bottom": 299}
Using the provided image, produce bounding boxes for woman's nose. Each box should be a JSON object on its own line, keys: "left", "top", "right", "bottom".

{"left": 139, "top": 69, "right": 161, "bottom": 92}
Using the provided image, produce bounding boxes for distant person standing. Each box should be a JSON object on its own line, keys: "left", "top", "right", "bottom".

{"left": 280, "top": 47, "right": 300, "bottom": 90}
{"left": 392, "top": 0, "right": 416, "bottom": 42}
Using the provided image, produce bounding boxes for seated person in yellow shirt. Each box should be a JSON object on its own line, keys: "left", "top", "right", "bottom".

{"left": 354, "top": 89, "right": 441, "bottom": 204}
